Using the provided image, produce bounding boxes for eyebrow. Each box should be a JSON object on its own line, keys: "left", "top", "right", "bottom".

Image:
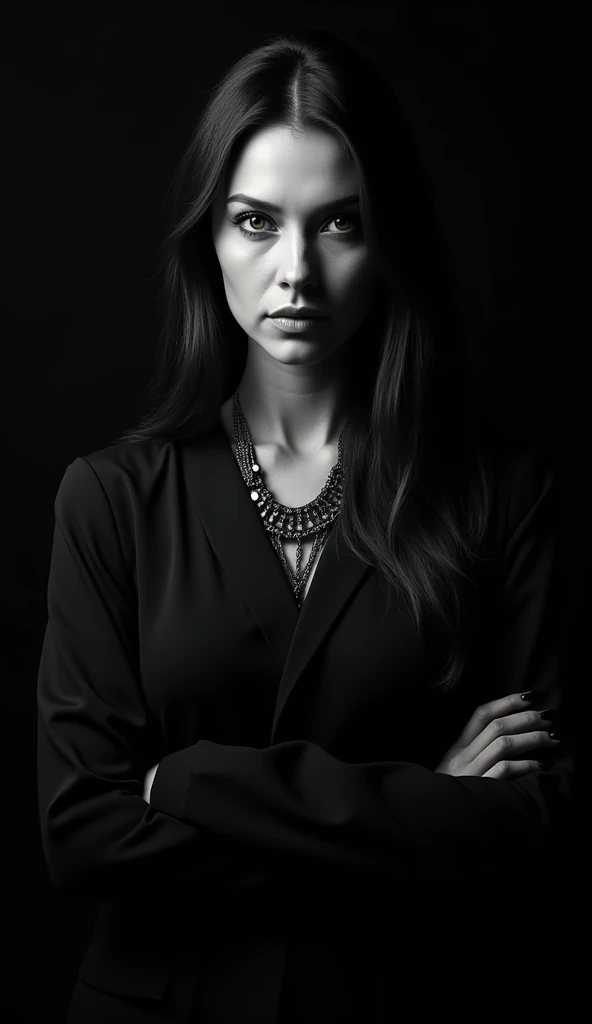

{"left": 226, "top": 193, "right": 360, "bottom": 215}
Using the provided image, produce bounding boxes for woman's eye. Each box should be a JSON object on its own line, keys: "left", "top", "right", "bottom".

{"left": 231, "top": 211, "right": 360, "bottom": 238}
{"left": 237, "top": 213, "right": 270, "bottom": 234}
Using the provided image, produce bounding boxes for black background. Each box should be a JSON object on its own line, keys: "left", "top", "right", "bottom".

{"left": 3, "top": 2, "right": 589, "bottom": 1019}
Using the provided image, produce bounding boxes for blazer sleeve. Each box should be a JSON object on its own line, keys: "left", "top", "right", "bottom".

{"left": 37, "top": 456, "right": 270, "bottom": 902}
{"left": 150, "top": 441, "right": 577, "bottom": 882}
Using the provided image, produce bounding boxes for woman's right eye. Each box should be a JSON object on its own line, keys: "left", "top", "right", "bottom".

{"left": 231, "top": 211, "right": 272, "bottom": 235}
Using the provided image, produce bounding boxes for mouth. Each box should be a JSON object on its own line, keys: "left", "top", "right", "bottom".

{"left": 267, "top": 315, "right": 329, "bottom": 332}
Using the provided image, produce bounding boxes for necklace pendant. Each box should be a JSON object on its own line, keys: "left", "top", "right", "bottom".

{"left": 232, "top": 387, "right": 344, "bottom": 604}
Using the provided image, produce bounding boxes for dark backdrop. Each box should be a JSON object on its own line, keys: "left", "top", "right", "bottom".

{"left": 3, "top": 2, "right": 589, "bottom": 1020}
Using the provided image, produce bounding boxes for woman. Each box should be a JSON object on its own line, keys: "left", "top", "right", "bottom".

{"left": 37, "top": 30, "right": 574, "bottom": 1023}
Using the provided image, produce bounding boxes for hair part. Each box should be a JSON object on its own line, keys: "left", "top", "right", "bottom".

{"left": 115, "top": 29, "right": 496, "bottom": 693}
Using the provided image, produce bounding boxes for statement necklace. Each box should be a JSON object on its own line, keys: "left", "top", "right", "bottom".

{"left": 231, "top": 388, "right": 346, "bottom": 607}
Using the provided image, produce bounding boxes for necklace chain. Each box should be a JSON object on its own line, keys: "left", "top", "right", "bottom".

{"left": 231, "top": 388, "right": 346, "bottom": 607}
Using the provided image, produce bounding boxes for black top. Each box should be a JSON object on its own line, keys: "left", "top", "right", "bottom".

{"left": 37, "top": 416, "right": 575, "bottom": 1018}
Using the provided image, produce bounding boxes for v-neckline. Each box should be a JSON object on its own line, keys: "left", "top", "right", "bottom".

{"left": 215, "top": 410, "right": 334, "bottom": 609}
{"left": 181, "top": 415, "right": 372, "bottom": 741}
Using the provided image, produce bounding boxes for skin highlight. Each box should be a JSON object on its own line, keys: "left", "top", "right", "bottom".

{"left": 210, "top": 125, "right": 378, "bottom": 462}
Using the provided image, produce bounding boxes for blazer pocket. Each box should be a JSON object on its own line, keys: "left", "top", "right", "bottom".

{"left": 77, "top": 900, "right": 175, "bottom": 1000}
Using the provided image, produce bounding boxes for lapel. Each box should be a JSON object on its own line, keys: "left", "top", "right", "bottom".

{"left": 183, "top": 418, "right": 371, "bottom": 741}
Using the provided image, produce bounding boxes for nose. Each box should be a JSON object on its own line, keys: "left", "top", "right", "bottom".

{"left": 275, "top": 232, "right": 318, "bottom": 289}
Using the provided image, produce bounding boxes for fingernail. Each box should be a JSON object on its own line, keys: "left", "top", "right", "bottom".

{"left": 548, "top": 730, "right": 561, "bottom": 740}
{"left": 520, "top": 690, "right": 545, "bottom": 707}
{"left": 539, "top": 708, "right": 559, "bottom": 723}
{"left": 537, "top": 759, "right": 553, "bottom": 770}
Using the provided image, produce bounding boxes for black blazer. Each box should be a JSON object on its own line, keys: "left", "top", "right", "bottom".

{"left": 37, "top": 417, "right": 576, "bottom": 1021}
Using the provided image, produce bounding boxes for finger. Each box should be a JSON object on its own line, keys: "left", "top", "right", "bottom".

{"left": 462, "top": 709, "right": 550, "bottom": 765}
{"left": 481, "top": 758, "right": 548, "bottom": 780}
{"left": 468, "top": 729, "right": 559, "bottom": 776}
{"left": 455, "top": 692, "right": 545, "bottom": 749}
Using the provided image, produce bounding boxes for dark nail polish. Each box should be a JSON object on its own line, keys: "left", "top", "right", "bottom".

{"left": 521, "top": 690, "right": 545, "bottom": 707}
{"left": 539, "top": 708, "right": 559, "bottom": 723}
{"left": 537, "top": 759, "right": 553, "bottom": 770}
{"left": 548, "top": 730, "right": 560, "bottom": 740}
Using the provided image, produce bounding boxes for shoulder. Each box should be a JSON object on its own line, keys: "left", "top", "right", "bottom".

{"left": 478, "top": 424, "right": 560, "bottom": 554}
{"left": 486, "top": 424, "right": 557, "bottom": 500}
{"left": 54, "top": 426, "right": 225, "bottom": 524}
{"left": 54, "top": 438, "right": 175, "bottom": 520}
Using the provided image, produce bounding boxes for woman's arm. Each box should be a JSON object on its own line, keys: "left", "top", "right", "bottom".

{"left": 37, "top": 456, "right": 269, "bottom": 903}
{"left": 148, "top": 442, "right": 576, "bottom": 882}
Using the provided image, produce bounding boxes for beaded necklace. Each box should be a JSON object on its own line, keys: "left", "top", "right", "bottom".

{"left": 231, "top": 388, "right": 346, "bottom": 608}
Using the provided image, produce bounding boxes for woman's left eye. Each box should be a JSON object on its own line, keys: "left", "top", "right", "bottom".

{"left": 231, "top": 211, "right": 361, "bottom": 238}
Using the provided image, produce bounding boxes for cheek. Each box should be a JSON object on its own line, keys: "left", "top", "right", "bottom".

{"left": 219, "top": 249, "right": 257, "bottom": 298}
{"left": 330, "top": 247, "right": 372, "bottom": 282}
{"left": 216, "top": 231, "right": 251, "bottom": 271}
{"left": 337, "top": 257, "right": 376, "bottom": 305}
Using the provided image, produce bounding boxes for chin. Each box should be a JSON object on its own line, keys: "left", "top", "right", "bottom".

{"left": 269, "top": 346, "right": 323, "bottom": 364}
{"left": 276, "top": 345, "right": 345, "bottom": 370}
{"left": 252, "top": 333, "right": 322, "bottom": 355}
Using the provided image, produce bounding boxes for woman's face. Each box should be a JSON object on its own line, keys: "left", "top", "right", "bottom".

{"left": 210, "top": 125, "right": 377, "bottom": 368}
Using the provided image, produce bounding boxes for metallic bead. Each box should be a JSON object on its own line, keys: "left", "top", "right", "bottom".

{"left": 232, "top": 387, "right": 344, "bottom": 606}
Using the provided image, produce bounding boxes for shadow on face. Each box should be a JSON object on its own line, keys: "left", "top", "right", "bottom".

{"left": 210, "top": 125, "right": 378, "bottom": 372}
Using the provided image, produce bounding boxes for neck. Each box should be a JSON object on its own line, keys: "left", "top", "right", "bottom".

{"left": 236, "top": 336, "right": 349, "bottom": 457}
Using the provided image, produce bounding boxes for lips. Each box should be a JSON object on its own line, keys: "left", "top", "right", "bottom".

{"left": 268, "top": 307, "right": 327, "bottom": 318}
{"left": 268, "top": 315, "right": 330, "bottom": 333}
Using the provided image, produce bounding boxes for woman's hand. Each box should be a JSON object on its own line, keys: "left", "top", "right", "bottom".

{"left": 143, "top": 763, "right": 159, "bottom": 803}
{"left": 434, "top": 691, "right": 560, "bottom": 778}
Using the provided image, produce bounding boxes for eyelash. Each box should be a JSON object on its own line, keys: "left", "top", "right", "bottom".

{"left": 231, "top": 210, "right": 361, "bottom": 239}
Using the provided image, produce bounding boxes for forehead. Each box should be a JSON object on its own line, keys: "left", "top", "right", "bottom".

{"left": 226, "top": 125, "right": 358, "bottom": 199}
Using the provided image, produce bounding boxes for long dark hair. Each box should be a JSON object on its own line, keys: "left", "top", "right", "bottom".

{"left": 115, "top": 29, "right": 496, "bottom": 693}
